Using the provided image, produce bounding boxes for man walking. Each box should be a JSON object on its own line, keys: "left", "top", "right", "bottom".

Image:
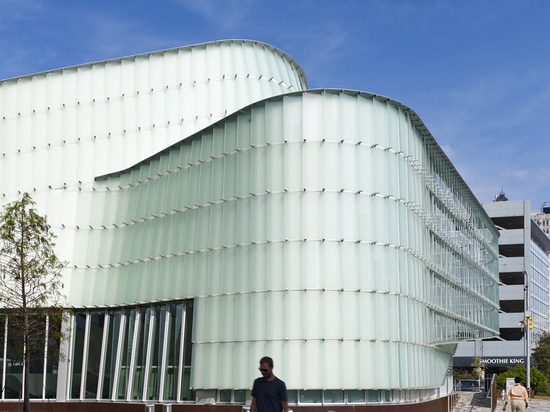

{"left": 503, "top": 377, "right": 529, "bottom": 412}
{"left": 250, "top": 356, "right": 288, "bottom": 412}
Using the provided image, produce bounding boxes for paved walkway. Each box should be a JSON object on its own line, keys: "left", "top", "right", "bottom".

{"left": 452, "top": 391, "right": 550, "bottom": 411}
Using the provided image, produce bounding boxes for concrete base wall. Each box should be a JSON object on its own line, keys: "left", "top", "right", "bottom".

{"left": 0, "top": 394, "right": 459, "bottom": 412}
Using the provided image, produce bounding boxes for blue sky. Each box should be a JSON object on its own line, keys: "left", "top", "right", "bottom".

{"left": 1, "top": 0, "right": 549, "bottom": 211}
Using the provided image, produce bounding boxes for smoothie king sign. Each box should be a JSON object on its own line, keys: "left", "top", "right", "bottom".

{"left": 479, "top": 357, "right": 525, "bottom": 366}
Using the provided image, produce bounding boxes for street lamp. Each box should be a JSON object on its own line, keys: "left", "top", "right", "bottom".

{"left": 525, "top": 311, "right": 532, "bottom": 391}
{"left": 524, "top": 269, "right": 531, "bottom": 393}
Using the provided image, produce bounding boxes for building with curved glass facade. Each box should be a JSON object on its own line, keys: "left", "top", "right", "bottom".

{"left": 0, "top": 40, "right": 500, "bottom": 411}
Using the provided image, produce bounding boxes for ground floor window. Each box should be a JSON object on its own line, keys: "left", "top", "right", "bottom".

{"left": 68, "top": 300, "right": 194, "bottom": 402}
{"left": 220, "top": 388, "right": 422, "bottom": 405}
{"left": 0, "top": 311, "right": 61, "bottom": 400}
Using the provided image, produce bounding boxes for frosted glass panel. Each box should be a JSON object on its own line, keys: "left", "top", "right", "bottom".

{"left": 1, "top": 38, "right": 498, "bottom": 397}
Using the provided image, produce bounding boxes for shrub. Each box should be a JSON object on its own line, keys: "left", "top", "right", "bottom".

{"left": 497, "top": 365, "right": 550, "bottom": 395}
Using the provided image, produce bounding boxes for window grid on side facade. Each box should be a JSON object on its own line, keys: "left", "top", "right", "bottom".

{"left": 67, "top": 300, "right": 193, "bottom": 402}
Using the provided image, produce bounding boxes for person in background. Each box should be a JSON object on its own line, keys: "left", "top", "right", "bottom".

{"left": 503, "top": 376, "right": 529, "bottom": 412}
{"left": 250, "top": 356, "right": 288, "bottom": 412}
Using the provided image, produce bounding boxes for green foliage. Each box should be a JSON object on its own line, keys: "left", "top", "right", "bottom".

{"left": 0, "top": 193, "right": 66, "bottom": 412}
{"left": 454, "top": 368, "right": 478, "bottom": 380}
{"left": 528, "top": 367, "right": 550, "bottom": 395}
{"left": 497, "top": 364, "right": 550, "bottom": 395}
{"left": 533, "top": 333, "right": 550, "bottom": 378}
{"left": 453, "top": 358, "right": 486, "bottom": 381}
{"left": 0, "top": 193, "right": 65, "bottom": 308}
{"left": 470, "top": 356, "right": 487, "bottom": 379}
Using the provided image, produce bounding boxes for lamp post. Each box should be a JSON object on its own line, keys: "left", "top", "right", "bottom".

{"left": 524, "top": 267, "right": 531, "bottom": 393}
{"left": 525, "top": 312, "right": 532, "bottom": 391}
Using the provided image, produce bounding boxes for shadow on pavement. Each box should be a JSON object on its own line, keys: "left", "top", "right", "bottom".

{"left": 470, "top": 392, "right": 491, "bottom": 408}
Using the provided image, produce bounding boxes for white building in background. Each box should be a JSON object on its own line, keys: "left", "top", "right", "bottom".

{"left": 0, "top": 39, "right": 500, "bottom": 411}
{"left": 532, "top": 202, "right": 550, "bottom": 236}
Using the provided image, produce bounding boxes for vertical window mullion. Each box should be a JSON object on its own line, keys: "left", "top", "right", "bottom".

{"left": 126, "top": 310, "right": 141, "bottom": 400}
{"left": 79, "top": 313, "right": 91, "bottom": 399}
{"left": 69, "top": 312, "right": 86, "bottom": 399}
{"left": 142, "top": 308, "right": 155, "bottom": 400}
{"left": 158, "top": 307, "right": 170, "bottom": 401}
{"left": 111, "top": 313, "right": 126, "bottom": 401}
{"left": 176, "top": 306, "right": 186, "bottom": 402}
{"left": 2, "top": 315, "right": 7, "bottom": 400}
{"left": 42, "top": 315, "right": 49, "bottom": 399}
{"left": 96, "top": 311, "right": 109, "bottom": 400}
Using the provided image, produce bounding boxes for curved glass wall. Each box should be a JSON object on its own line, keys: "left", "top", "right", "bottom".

{"left": 69, "top": 90, "right": 499, "bottom": 391}
{"left": 0, "top": 39, "right": 308, "bottom": 289}
{"left": 0, "top": 39, "right": 499, "bottom": 402}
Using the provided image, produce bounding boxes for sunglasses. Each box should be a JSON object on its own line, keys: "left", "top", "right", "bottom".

{"left": 258, "top": 368, "right": 269, "bottom": 373}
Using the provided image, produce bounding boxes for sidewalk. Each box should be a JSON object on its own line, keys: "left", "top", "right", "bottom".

{"left": 452, "top": 391, "right": 550, "bottom": 411}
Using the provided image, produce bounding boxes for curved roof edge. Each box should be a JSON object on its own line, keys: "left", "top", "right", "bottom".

{"left": 96, "top": 88, "right": 486, "bottom": 220}
{"left": 0, "top": 39, "right": 308, "bottom": 89}
{"left": 299, "top": 89, "right": 493, "bottom": 223}
{"left": 96, "top": 88, "right": 447, "bottom": 177}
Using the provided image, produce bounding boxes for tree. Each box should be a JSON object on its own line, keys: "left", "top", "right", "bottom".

{"left": 453, "top": 368, "right": 477, "bottom": 380}
{"left": 470, "top": 356, "right": 487, "bottom": 380}
{"left": 496, "top": 364, "right": 550, "bottom": 396}
{"left": 0, "top": 193, "right": 65, "bottom": 412}
{"left": 533, "top": 332, "right": 550, "bottom": 378}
